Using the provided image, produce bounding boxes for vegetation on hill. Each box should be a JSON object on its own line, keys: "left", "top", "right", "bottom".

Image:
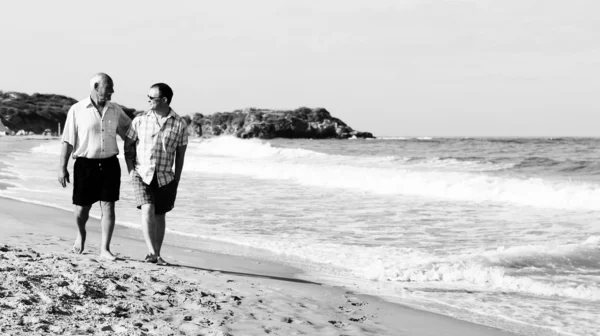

{"left": 0, "top": 90, "right": 373, "bottom": 139}
{"left": 190, "top": 107, "right": 374, "bottom": 139}
{"left": 0, "top": 91, "right": 76, "bottom": 134}
{"left": 0, "top": 91, "right": 140, "bottom": 134}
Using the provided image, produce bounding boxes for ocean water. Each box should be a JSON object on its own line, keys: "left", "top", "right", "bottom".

{"left": 1, "top": 136, "right": 599, "bottom": 336}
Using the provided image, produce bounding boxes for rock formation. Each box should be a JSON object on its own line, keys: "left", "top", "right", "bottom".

{"left": 1, "top": 90, "right": 374, "bottom": 139}
{"left": 190, "top": 107, "right": 374, "bottom": 139}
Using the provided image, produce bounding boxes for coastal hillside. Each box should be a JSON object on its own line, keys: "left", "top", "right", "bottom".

{"left": 0, "top": 91, "right": 141, "bottom": 135}
{"left": 190, "top": 108, "right": 374, "bottom": 139}
{"left": 0, "top": 91, "right": 76, "bottom": 134}
{"left": 0, "top": 90, "right": 374, "bottom": 139}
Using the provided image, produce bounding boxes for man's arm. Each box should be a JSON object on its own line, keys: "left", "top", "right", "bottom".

{"left": 174, "top": 145, "right": 187, "bottom": 185}
{"left": 173, "top": 119, "right": 189, "bottom": 185}
{"left": 116, "top": 107, "right": 132, "bottom": 142}
{"left": 58, "top": 142, "right": 73, "bottom": 188}
{"left": 59, "top": 105, "right": 77, "bottom": 187}
{"left": 123, "top": 117, "right": 138, "bottom": 175}
{"left": 124, "top": 137, "right": 136, "bottom": 175}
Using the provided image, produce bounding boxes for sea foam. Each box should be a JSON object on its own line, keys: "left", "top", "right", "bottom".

{"left": 187, "top": 137, "right": 600, "bottom": 211}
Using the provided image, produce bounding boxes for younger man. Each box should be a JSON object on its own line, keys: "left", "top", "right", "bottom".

{"left": 124, "top": 83, "right": 188, "bottom": 265}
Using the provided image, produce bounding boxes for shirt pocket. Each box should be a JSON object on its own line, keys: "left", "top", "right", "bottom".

{"left": 162, "top": 127, "right": 179, "bottom": 152}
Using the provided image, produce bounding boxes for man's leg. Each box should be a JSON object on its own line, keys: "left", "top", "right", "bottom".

{"left": 141, "top": 204, "right": 158, "bottom": 259}
{"left": 155, "top": 213, "right": 166, "bottom": 256}
{"left": 153, "top": 213, "right": 169, "bottom": 265}
{"left": 73, "top": 205, "right": 91, "bottom": 254}
{"left": 99, "top": 201, "right": 116, "bottom": 260}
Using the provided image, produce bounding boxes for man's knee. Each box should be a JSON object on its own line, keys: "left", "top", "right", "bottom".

{"left": 74, "top": 205, "right": 91, "bottom": 217}
{"left": 141, "top": 203, "right": 155, "bottom": 216}
{"left": 99, "top": 201, "right": 115, "bottom": 213}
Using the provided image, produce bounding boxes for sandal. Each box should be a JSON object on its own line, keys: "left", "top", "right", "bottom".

{"left": 144, "top": 254, "right": 158, "bottom": 263}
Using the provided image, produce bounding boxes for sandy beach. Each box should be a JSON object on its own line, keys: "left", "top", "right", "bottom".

{"left": 0, "top": 137, "right": 519, "bottom": 335}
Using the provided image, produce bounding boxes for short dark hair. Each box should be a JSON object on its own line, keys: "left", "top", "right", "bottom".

{"left": 151, "top": 83, "right": 173, "bottom": 104}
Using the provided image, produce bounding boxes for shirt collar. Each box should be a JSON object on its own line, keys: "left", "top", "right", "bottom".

{"left": 147, "top": 108, "right": 175, "bottom": 119}
{"left": 85, "top": 96, "right": 111, "bottom": 109}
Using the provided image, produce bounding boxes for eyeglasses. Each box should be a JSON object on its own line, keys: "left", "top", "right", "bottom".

{"left": 147, "top": 95, "right": 163, "bottom": 101}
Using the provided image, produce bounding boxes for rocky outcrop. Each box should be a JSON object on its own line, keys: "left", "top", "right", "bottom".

{"left": 190, "top": 107, "right": 374, "bottom": 139}
{"left": 0, "top": 91, "right": 141, "bottom": 135}
{"left": 1, "top": 90, "right": 374, "bottom": 139}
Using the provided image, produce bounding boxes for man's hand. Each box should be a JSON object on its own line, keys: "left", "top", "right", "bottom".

{"left": 58, "top": 142, "right": 73, "bottom": 188}
{"left": 58, "top": 168, "right": 70, "bottom": 187}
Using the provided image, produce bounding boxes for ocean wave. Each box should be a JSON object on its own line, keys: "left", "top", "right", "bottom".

{"left": 364, "top": 237, "right": 600, "bottom": 300}
{"left": 512, "top": 157, "right": 563, "bottom": 168}
{"left": 24, "top": 139, "right": 600, "bottom": 211}
{"left": 30, "top": 142, "right": 65, "bottom": 155}
{"left": 198, "top": 231, "right": 600, "bottom": 301}
{"left": 410, "top": 156, "right": 510, "bottom": 172}
{"left": 507, "top": 157, "right": 600, "bottom": 175}
{"left": 478, "top": 237, "right": 600, "bottom": 271}
{"left": 376, "top": 136, "right": 410, "bottom": 140}
{"left": 484, "top": 138, "right": 571, "bottom": 145}
{"left": 377, "top": 262, "right": 600, "bottom": 301}
{"left": 193, "top": 137, "right": 512, "bottom": 172}
{"left": 191, "top": 136, "right": 326, "bottom": 160}
{"left": 185, "top": 150, "right": 600, "bottom": 211}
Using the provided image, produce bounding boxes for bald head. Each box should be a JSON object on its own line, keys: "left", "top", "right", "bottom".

{"left": 90, "top": 73, "right": 112, "bottom": 89}
{"left": 89, "top": 73, "right": 114, "bottom": 106}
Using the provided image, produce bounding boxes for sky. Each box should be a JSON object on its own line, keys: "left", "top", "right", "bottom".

{"left": 1, "top": 0, "right": 599, "bottom": 136}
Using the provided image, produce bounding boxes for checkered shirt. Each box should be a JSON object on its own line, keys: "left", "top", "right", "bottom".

{"left": 126, "top": 109, "right": 188, "bottom": 187}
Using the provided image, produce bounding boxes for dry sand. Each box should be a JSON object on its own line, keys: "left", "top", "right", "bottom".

{"left": 0, "top": 138, "right": 519, "bottom": 335}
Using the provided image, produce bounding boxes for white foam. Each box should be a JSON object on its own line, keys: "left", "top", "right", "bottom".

{"left": 406, "top": 157, "right": 512, "bottom": 172}
{"left": 583, "top": 236, "right": 600, "bottom": 244}
{"left": 377, "top": 136, "right": 410, "bottom": 140}
{"left": 3, "top": 137, "right": 600, "bottom": 336}
{"left": 185, "top": 151, "right": 600, "bottom": 211}
{"left": 362, "top": 237, "right": 600, "bottom": 300}
{"left": 191, "top": 136, "right": 324, "bottom": 160}
{"left": 155, "top": 216, "right": 600, "bottom": 302}
{"left": 30, "top": 143, "right": 62, "bottom": 155}
{"left": 480, "top": 237, "right": 600, "bottom": 265}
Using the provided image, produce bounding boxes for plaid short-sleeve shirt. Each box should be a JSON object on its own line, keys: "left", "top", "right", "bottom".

{"left": 126, "top": 109, "right": 188, "bottom": 187}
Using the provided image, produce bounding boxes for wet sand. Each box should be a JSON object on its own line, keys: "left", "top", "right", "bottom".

{"left": 0, "top": 137, "right": 519, "bottom": 335}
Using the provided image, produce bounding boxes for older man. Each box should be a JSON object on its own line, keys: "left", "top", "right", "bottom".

{"left": 124, "top": 83, "right": 188, "bottom": 265}
{"left": 58, "top": 73, "right": 131, "bottom": 260}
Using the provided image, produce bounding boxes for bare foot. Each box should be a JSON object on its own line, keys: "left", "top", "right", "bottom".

{"left": 99, "top": 250, "right": 117, "bottom": 261}
{"left": 71, "top": 234, "right": 86, "bottom": 254}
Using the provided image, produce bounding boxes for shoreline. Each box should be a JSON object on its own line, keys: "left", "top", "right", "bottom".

{"left": 0, "top": 196, "right": 520, "bottom": 335}
{"left": 0, "top": 137, "right": 523, "bottom": 335}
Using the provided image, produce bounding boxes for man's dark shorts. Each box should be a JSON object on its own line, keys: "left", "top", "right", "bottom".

{"left": 73, "top": 156, "right": 121, "bottom": 206}
{"left": 131, "top": 172, "right": 177, "bottom": 215}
